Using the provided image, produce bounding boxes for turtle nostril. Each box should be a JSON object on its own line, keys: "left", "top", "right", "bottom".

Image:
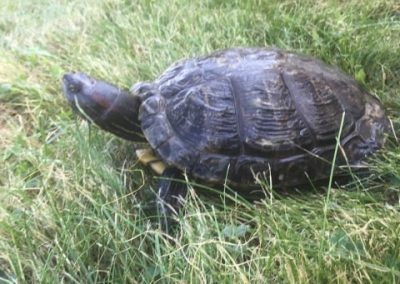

{"left": 68, "top": 83, "right": 81, "bottom": 93}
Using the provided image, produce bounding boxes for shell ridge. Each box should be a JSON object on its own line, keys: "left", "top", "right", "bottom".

{"left": 228, "top": 76, "right": 246, "bottom": 156}
{"left": 281, "top": 71, "right": 318, "bottom": 147}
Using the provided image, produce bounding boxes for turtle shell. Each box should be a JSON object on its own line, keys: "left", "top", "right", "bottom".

{"left": 135, "top": 48, "right": 389, "bottom": 189}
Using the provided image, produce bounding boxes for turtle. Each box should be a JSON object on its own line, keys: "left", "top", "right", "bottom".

{"left": 62, "top": 47, "right": 389, "bottom": 228}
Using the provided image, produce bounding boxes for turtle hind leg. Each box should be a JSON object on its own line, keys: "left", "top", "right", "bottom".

{"left": 157, "top": 167, "right": 187, "bottom": 233}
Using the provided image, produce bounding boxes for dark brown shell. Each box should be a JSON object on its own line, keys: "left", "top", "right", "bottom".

{"left": 136, "top": 48, "right": 389, "bottom": 189}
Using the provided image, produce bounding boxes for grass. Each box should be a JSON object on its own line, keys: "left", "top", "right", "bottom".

{"left": 1, "top": 0, "right": 399, "bottom": 282}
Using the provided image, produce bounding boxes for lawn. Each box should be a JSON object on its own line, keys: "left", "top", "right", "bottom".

{"left": 0, "top": 0, "right": 399, "bottom": 283}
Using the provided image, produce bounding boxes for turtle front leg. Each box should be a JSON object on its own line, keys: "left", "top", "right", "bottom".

{"left": 157, "top": 167, "right": 187, "bottom": 232}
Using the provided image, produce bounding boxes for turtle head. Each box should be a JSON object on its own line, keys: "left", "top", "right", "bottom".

{"left": 63, "top": 72, "right": 145, "bottom": 141}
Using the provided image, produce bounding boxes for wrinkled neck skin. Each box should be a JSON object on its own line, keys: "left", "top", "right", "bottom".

{"left": 63, "top": 72, "right": 146, "bottom": 142}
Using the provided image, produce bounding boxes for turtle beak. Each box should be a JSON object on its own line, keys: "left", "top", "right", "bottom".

{"left": 63, "top": 73, "right": 78, "bottom": 110}
{"left": 62, "top": 72, "right": 97, "bottom": 108}
{"left": 62, "top": 72, "right": 96, "bottom": 118}
{"left": 63, "top": 72, "right": 90, "bottom": 97}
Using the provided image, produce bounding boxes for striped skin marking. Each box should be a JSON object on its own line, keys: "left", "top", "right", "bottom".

{"left": 73, "top": 95, "right": 95, "bottom": 124}
{"left": 136, "top": 148, "right": 166, "bottom": 175}
{"left": 111, "top": 122, "right": 146, "bottom": 139}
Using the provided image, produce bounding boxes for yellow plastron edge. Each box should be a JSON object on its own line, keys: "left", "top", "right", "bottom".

{"left": 135, "top": 148, "right": 166, "bottom": 175}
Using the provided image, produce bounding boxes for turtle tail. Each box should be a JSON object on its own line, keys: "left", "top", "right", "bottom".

{"left": 63, "top": 72, "right": 145, "bottom": 142}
